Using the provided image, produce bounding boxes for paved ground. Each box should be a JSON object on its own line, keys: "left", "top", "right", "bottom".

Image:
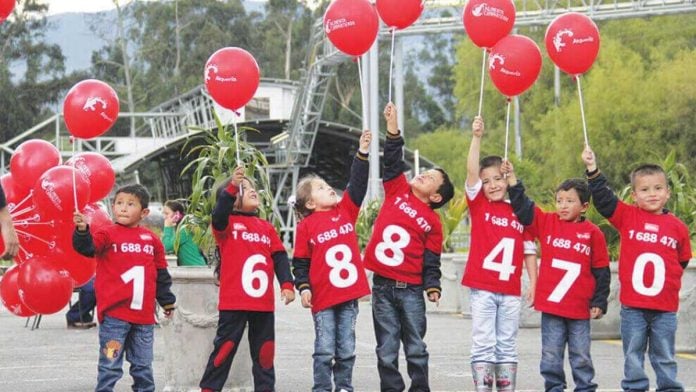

{"left": 1, "top": 297, "right": 695, "bottom": 392}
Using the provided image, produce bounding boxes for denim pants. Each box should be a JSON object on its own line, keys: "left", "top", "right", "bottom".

{"left": 469, "top": 288, "right": 521, "bottom": 363}
{"left": 96, "top": 315, "right": 155, "bottom": 392}
{"left": 620, "top": 306, "right": 683, "bottom": 392}
{"left": 66, "top": 278, "right": 96, "bottom": 323}
{"left": 312, "top": 299, "right": 359, "bottom": 392}
{"left": 540, "top": 313, "right": 597, "bottom": 392}
{"left": 372, "top": 276, "right": 429, "bottom": 392}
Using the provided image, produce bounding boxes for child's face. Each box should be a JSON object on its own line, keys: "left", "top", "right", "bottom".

{"left": 555, "top": 188, "right": 588, "bottom": 222}
{"left": 112, "top": 192, "right": 148, "bottom": 228}
{"left": 234, "top": 178, "right": 260, "bottom": 212}
{"left": 480, "top": 166, "right": 508, "bottom": 202}
{"left": 307, "top": 179, "right": 337, "bottom": 211}
{"left": 409, "top": 169, "right": 444, "bottom": 203}
{"left": 631, "top": 173, "right": 670, "bottom": 214}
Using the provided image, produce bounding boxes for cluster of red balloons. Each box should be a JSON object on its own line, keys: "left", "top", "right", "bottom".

{"left": 0, "top": 0, "right": 14, "bottom": 23}
{"left": 0, "top": 140, "right": 114, "bottom": 317}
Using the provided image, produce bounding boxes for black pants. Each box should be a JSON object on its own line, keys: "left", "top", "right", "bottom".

{"left": 200, "top": 310, "right": 275, "bottom": 392}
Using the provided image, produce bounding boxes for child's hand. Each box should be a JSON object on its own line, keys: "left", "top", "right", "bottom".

{"left": 501, "top": 159, "right": 517, "bottom": 184}
{"left": 383, "top": 102, "right": 398, "bottom": 135}
{"left": 582, "top": 145, "right": 597, "bottom": 172}
{"left": 163, "top": 306, "right": 175, "bottom": 319}
{"left": 472, "top": 116, "right": 484, "bottom": 138}
{"left": 231, "top": 165, "right": 245, "bottom": 187}
{"left": 525, "top": 287, "right": 535, "bottom": 307}
{"left": 590, "top": 307, "right": 603, "bottom": 319}
{"left": 73, "top": 212, "right": 88, "bottom": 231}
{"left": 359, "top": 130, "right": 372, "bottom": 154}
{"left": 300, "top": 290, "right": 312, "bottom": 308}
{"left": 281, "top": 288, "right": 295, "bottom": 305}
{"left": 427, "top": 291, "right": 440, "bottom": 306}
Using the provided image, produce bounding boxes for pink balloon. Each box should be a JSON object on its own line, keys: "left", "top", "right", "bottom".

{"left": 324, "top": 0, "right": 379, "bottom": 57}
{"left": 66, "top": 153, "right": 115, "bottom": 202}
{"left": 463, "top": 0, "right": 516, "bottom": 49}
{"left": 32, "top": 166, "right": 91, "bottom": 221}
{"left": 204, "top": 47, "right": 260, "bottom": 111}
{"left": 0, "top": 0, "right": 14, "bottom": 23}
{"left": 0, "top": 266, "right": 36, "bottom": 317}
{"left": 376, "top": 0, "right": 423, "bottom": 30}
{"left": 9, "top": 139, "right": 62, "bottom": 191}
{"left": 488, "top": 34, "right": 543, "bottom": 97}
{"left": 18, "top": 256, "right": 73, "bottom": 315}
{"left": 545, "top": 12, "right": 601, "bottom": 75}
{"left": 63, "top": 79, "right": 120, "bottom": 139}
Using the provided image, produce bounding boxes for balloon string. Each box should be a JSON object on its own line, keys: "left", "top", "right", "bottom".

{"left": 504, "top": 99, "right": 511, "bottom": 161}
{"left": 388, "top": 29, "right": 396, "bottom": 104}
{"left": 9, "top": 191, "right": 34, "bottom": 216}
{"left": 232, "top": 113, "right": 243, "bottom": 198}
{"left": 357, "top": 57, "right": 366, "bottom": 115}
{"left": 14, "top": 220, "right": 54, "bottom": 227}
{"left": 576, "top": 76, "right": 589, "bottom": 146}
{"left": 10, "top": 207, "right": 36, "bottom": 219}
{"left": 71, "top": 138, "right": 79, "bottom": 213}
{"left": 477, "top": 48, "right": 487, "bottom": 117}
{"left": 14, "top": 228, "right": 54, "bottom": 246}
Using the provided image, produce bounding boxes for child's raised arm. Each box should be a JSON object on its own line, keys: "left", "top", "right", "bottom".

{"left": 382, "top": 103, "right": 406, "bottom": 182}
{"left": 502, "top": 160, "right": 535, "bottom": 226}
{"left": 466, "top": 116, "right": 484, "bottom": 188}
{"left": 345, "top": 130, "right": 372, "bottom": 206}
{"left": 211, "top": 166, "right": 245, "bottom": 231}
{"left": 582, "top": 145, "right": 619, "bottom": 218}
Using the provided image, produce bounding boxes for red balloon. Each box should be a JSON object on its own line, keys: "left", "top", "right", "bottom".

{"left": 324, "top": 0, "right": 379, "bottom": 57}
{"left": 17, "top": 256, "right": 73, "bottom": 315}
{"left": 9, "top": 139, "right": 62, "bottom": 191}
{"left": 12, "top": 210, "right": 59, "bottom": 263}
{"left": 376, "top": 0, "right": 423, "bottom": 30}
{"left": 204, "top": 47, "right": 260, "bottom": 111}
{"left": 47, "top": 241, "right": 97, "bottom": 288}
{"left": 63, "top": 79, "right": 120, "bottom": 139}
{"left": 545, "top": 12, "right": 600, "bottom": 76}
{"left": 66, "top": 153, "right": 115, "bottom": 202}
{"left": 0, "top": 266, "right": 36, "bottom": 317}
{"left": 488, "top": 34, "right": 543, "bottom": 97}
{"left": 83, "top": 203, "right": 112, "bottom": 231}
{"left": 0, "top": 0, "right": 14, "bottom": 23}
{"left": 463, "top": 0, "right": 516, "bottom": 49}
{"left": 32, "top": 166, "right": 91, "bottom": 221}
{"left": 1, "top": 173, "right": 30, "bottom": 208}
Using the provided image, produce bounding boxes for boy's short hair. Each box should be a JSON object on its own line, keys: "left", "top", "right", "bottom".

{"left": 556, "top": 178, "right": 590, "bottom": 204}
{"left": 431, "top": 168, "right": 454, "bottom": 210}
{"left": 479, "top": 155, "right": 503, "bottom": 172}
{"left": 115, "top": 184, "right": 150, "bottom": 209}
{"left": 630, "top": 164, "right": 667, "bottom": 188}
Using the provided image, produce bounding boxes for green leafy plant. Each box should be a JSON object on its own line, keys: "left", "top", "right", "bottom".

{"left": 355, "top": 199, "right": 382, "bottom": 249}
{"left": 438, "top": 190, "right": 469, "bottom": 252}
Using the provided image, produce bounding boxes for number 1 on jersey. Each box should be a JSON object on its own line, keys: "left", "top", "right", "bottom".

{"left": 121, "top": 266, "right": 145, "bottom": 310}
{"left": 482, "top": 237, "right": 516, "bottom": 281}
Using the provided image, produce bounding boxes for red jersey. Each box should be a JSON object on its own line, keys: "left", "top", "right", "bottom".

{"left": 294, "top": 195, "right": 371, "bottom": 313}
{"left": 91, "top": 224, "right": 168, "bottom": 324}
{"left": 608, "top": 201, "right": 691, "bottom": 312}
{"left": 363, "top": 174, "right": 444, "bottom": 284}
{"left": 462, "top": 181, "right": 535, "bottom": 296}
{"left": 527, "top": 207, "right": 609, "bottom": 319}
{"left": 214, "top": 214, "right": 288, "bottom": 312}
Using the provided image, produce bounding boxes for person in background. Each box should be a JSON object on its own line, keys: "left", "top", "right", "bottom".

{"left": 0, "top": 183, "right": 19, "bottom": 260}
{"left": 66, "top": 277, "right": 98, "bottom": 329}
{"left": 162, "top": 200, "right": 206, "bottom": 266}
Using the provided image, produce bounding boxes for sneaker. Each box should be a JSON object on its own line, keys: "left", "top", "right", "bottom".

{"left": 67, "top": 321, "right": 97, "bottom": 329}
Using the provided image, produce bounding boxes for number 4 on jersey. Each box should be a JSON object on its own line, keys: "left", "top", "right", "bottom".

{"left": 482, "top": 238, "right": 516, "bottom": 281}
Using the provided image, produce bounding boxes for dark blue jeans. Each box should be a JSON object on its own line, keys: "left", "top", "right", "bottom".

{"left": 66, "top": 278, "right": 96, "bottom": 323}
{"left": 312, "top": 299, "right": 359, "bottom": 392}
{"left": 620, "top": 306, "right": 682, "bottom": 392}
{"left": 97, "top": 315, "right": 155, "bottom": 392}
{"left": 372, "top": 276, "right": 429, "bottom": 392}
{"left": 540, "top": 313, "right": 596, "bottom": 392}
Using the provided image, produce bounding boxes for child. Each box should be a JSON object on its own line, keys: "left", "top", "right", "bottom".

{"left": 582, "top": 145, "right": 691, "bottom": 391}
{"left": 502, "top": 160, "right": 610, "bottom": 391}
{"left": 292, "top": 130, "right": 373, "bottom": 392}
{"left": 72, "top": 184, "right": 176, "bottom": 392}
{"left": 462, "top": 116, "right": 537, "bottom": 392}
{"left": 199, "top": 166, "right": 295, "bottom": 392}
{"left": 162, "top": 199, "right": 207, "bottom": 266}
{"left": 362, "top": 103, "right": 454, "bottom": 392}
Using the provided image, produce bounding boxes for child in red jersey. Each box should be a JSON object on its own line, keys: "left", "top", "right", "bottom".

{"left": 73, "top": 184, "right": 176, "bottom": 392}
{"left": 292, "top": 130, "right": 372, "bottom": 392}
{"left": 362, "top": 103, "right": 454, "bottom": 392}
{"left": 582, "top": 145, "right": 691, "bottom": 392}
{"left": 199, "top": 166, "right": 295, "bottom": 392}
{"left": 463, "top": 116, "right": 537, "bottom": 392}
{"left": 502, "top": 160, "right": 610, "bottom": 392}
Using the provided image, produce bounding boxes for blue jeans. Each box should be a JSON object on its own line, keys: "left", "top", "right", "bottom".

{"left": 620, "top": 306, "right": 683, "bottom": 392}
{"left": 372, "top": 276, "right": 429, "bottom": 392}
{"left": 469, "top": 288, "right": 521, "bottom": 363}
{"left": 312, "top": 300, "right": 359, "bottom": 392}
{"left": 540, "top": 313, "right": 596, "bottom": 392}
{"left": 96, "top": 315, "right": 155, "bottom": 392}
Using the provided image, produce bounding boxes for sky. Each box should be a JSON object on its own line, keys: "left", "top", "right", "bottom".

{"left": 46, "top": 0, "right": 129, "bottom": 15}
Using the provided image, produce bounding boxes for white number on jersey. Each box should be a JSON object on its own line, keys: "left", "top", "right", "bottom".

{"left": 482, "top": 237, "right": 516, "bottom": 281}
{"left": 632, "top": 252, "right": 665, "bottom": 297}
{"left": 547, "top": 258, "right": 581, "bottom": 303}
{"left": 121, "top": 266, "right": 145, "bottom": 310}
{"left": 375, "top": 225, "right": 410, "bottom": 267}
{"left": 325, "top": 244, "right": 358, "bottom": 288}
{"left": 241, "top": 254, "right": 269, "bottom": 298}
